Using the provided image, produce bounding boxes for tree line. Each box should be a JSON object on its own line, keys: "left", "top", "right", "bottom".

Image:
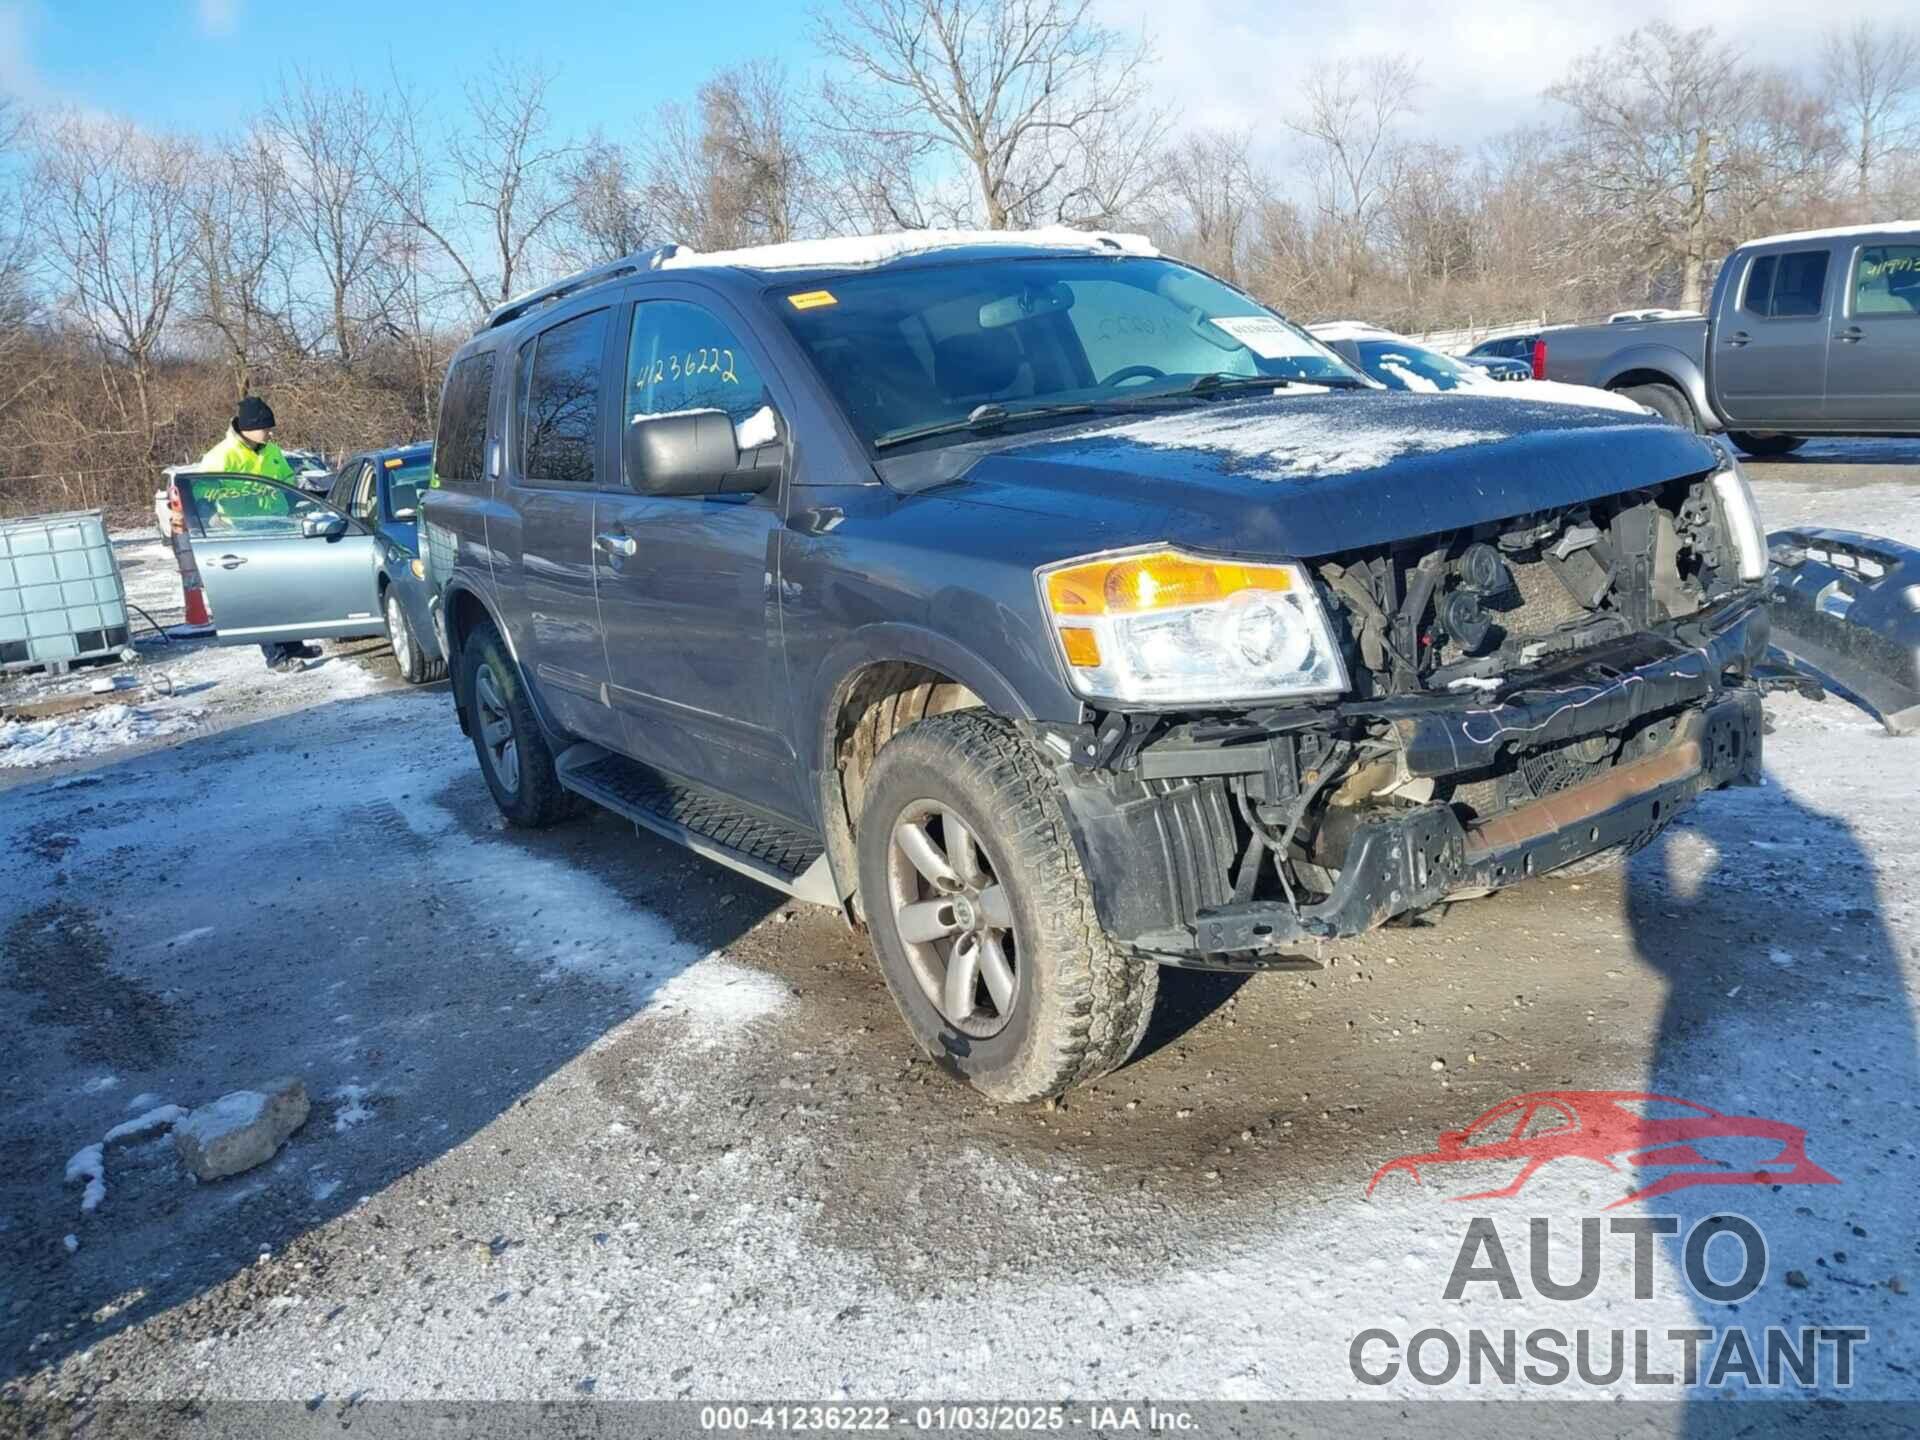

{"left": 0, "top": 3, "right": 1915, "bottom": 519}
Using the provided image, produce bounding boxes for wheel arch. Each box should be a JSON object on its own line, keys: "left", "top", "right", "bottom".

{"left": 442, "top": 580, "right": 568, "bottom": 744}
{"left": 806, "top": 626, "right": 1039, "bottom": 919}
{"left": 1598, "top": 348, "right": 1712, "bottom": 430}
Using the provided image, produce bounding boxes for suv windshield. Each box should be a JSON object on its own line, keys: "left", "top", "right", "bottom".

{"left": 773, "top": 255, "right": 1364, "bottom": 450}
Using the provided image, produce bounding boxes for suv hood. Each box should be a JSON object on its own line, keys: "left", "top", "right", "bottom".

{"left": 890, "top": 392, "right": 1719, "bottom": 558}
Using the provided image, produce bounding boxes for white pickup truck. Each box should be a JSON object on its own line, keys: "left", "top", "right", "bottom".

{"left": 1533, "top": 222, "right": 1920, "bottom": 455}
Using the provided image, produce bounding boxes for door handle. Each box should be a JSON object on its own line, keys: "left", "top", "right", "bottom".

{"left": 595, "top": 531, "right": 637, "bottom": 558}
{"left": 216, "top": 554, "right": 247, "bottom": 569}
{"left": 1726, "top": 332, "right": 1751, "bottom": 347}
{"left": 1837, "top": 326, "right": 1864, "bottom": 344}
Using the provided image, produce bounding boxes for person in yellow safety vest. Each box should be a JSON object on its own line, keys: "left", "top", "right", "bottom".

{"left": 196, "top": 396, "right": 320, "bottom": 674}
{"left": 195, "top": 395, "right": 296, "bottom": 519}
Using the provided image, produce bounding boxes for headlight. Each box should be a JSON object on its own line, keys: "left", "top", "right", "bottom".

{"left": 1709, "top": 450, "right": 1769, "bottom": 582}
{"left": 1037, "top": 547, "right": 1349, "bottom": 705}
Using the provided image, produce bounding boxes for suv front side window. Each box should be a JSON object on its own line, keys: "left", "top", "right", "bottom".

{"left": 624, "top": 299, "right": 772, "bottom": 455}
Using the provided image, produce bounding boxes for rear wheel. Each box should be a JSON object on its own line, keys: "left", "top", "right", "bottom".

{"left": 856, "top": 710, "right": 1158, "bottom": 1103}
{"left": 385, "top": 588, "right": 444, "bottom": 685}
{"left": 1617, "top": 383, "right": 1698, "bottom": 432}
{"left": 1726, "top": 431, "right": 1806, "bottom": 458}
{"left": 459, "top": 620, "right": 573, "bottom": 828}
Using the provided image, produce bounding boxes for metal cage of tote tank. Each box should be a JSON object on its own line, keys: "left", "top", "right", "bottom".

{"left": 0, "top": 510, "right": 135, "bottom": 675}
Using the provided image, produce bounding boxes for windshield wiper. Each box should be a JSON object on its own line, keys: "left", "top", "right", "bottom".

{"left": 873, "top": 401, "right": 1111, "bottom": 450}
{"left": 1185, "top": 372, "right": 1368, "bottom": 395}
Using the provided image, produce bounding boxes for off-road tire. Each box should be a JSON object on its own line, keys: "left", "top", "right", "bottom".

{"left": 1726, "top": 431, "right": 1806, "bottom": 458}
{"left": 385, "top": 587, "right": 445, "bottom": 686}
{"left": 857, "top": 710, "right": 1158, "bottom": 1103}
{"left": 460, "top": 619, "right": 573, "bottom": 829}
{"left": 1618, "top": 383, "right": 1699, "bottom": 432}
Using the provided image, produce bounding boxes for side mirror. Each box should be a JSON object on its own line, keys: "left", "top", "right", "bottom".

{"left": 623, "top": 409, "right": 741, "bottom": 497}
{"left": 302, "top": 510, "right": 350, "bottom": 540}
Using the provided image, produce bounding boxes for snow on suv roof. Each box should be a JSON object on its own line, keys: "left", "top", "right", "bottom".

{"left": 1742, "top": 220, "right": 1920, "bottom": 247}
{"left": 655, "top": 225, "right": 1158, "bottom": 274}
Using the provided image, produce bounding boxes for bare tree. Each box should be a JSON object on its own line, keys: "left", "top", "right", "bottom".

{"left": 1548, "top": 23, "right": 1761, "bottom": 312}
{"left": 262, "top": 72, "right": 396, "bottom": 368}
{"left": 1822, "top": 20, "right": 1920, "bottom": 215}
{"left": 813, "top": 0, "right": 1158, "bottom": 230}
{"left": 0, "top": 98, "right": 41, "bottom": 392}
{"left": 32, "top": 112, "right": 197, "bottom": 462}
{"left": 1154, "top": 129, "right": 1263, "bottom": 283}
{"left": 184, "top": 129, "right": 298, "bottom": 394}
{"left": 698, "top": 60, "right": 812, "bottom": 245}
{"left": 1286, "top": 55, "right": 1421, "bottom": 301}
{"left": 554, "top": 135, "right": 658, "bottom": 266}
{"left": 390, "top": 59, "right": 578, "bottom": 316}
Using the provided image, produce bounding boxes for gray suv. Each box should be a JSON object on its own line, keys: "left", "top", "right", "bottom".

{"left": 422, "top": 230, "right": 1775, "bottom": 1102}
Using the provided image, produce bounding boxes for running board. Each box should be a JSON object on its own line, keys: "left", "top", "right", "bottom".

{"left": 555, "top": 744, "right": 839, "bottom": 905}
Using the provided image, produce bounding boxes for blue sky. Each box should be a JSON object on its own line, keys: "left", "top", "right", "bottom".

{"left": 1, "top": 0, "right": 816, "bottom": 139}
{"left": 3, "top": 0, "right": 1902, "bottom": 159}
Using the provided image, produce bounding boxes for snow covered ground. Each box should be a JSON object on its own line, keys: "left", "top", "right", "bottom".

{"left": 0, "top": 532, "right": 389, "bottom": 775}
{"left": 0, "top": 450, "right": 1916, "bottom": 1423}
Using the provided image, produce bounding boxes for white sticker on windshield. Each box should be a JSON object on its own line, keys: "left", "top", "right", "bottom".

{"left": 1207, "top": 314, "right": 1308, "bottom": 359}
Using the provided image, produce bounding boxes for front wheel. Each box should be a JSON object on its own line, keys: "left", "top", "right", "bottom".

{"left": 458, "top": 620, "right": 574, "bottom": 828}
{"left": 1726, "top": 431, "right": 1806, "bottom": 458}
{"left": 856, "top": 710, "right": 1158, "bottom": 1103}
{"left": 385, "top": 588, "right": 445, "bottom": 685}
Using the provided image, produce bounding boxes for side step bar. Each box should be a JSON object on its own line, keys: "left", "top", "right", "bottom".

{"left": 555, "top": 744, "right": 840, "bottom": 906}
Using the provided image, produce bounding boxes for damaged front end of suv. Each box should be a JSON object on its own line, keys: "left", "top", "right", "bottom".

{"left": 1026, "top": 447, "right": 1774, "bottom": 968}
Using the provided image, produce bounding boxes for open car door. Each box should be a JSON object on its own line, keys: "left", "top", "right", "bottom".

{"left": 178, "top": 473, "right": 384, "bottom": 647}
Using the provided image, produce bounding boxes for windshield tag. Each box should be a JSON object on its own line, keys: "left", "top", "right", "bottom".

{"left": 788, "top": 290, "right": 838, "bottom": 310}
{"left": 1208, "top": 314, "right": 1303, "bottom": 359}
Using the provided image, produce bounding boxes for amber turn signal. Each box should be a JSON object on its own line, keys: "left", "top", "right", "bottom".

{"left": 1044, "top": 550, "right": 1296, "bottom": 617}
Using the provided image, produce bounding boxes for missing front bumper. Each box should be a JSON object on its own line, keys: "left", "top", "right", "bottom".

{"left": 1080, "top": 690, "right": 1762, "bottom": 969}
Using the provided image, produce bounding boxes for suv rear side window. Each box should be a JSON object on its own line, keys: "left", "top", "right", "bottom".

{"left": 435, "top": 352, "right": 497, "bottom": 487}
{"left": 1743, "top": 249, "right": 1829, "bottom": 319}
{"left": 1855, "top": 245, "right": 1920, "bottom": 317}
{"left": 521, "top": 309, "right": 609, "bottom": 486}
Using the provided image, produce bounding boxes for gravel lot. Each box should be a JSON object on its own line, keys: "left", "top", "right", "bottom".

{"left": 2, "top": 445, "right": 1916, "bottom": 1426}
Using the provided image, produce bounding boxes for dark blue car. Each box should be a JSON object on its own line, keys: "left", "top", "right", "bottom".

{"left": 322, "top": 444, "right": 445, "bottom": 683}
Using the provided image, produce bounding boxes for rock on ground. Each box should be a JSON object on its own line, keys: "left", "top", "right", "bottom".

{"left": 171, "top": 1079, "right": 309, "bottom": 1182}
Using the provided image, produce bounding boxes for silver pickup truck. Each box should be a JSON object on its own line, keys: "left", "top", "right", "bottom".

{"left": 1535, "top": 222, "right": 1920, "bottom": 456}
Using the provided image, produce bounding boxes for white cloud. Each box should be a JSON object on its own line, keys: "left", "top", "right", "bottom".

{"left": 196, "top": 0, "right": 239, "bottom": 37}
{"left": 1097, "top": 0, "right": 1907, "bottom": 158}
{"left": 0, "top": 3, "right": 47, "bottom": 102}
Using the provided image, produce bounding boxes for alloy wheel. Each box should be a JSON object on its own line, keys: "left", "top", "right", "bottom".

{"left": 387, "top": 592, "right": 412, "bottom": 675}
{"left": 884, "top": 801, "right": 1018, "bottom": 1036}
{"left": 474, "top": 661, "right": 519, "bottom": 795}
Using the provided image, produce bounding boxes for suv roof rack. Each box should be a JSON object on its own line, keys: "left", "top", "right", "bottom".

{"left": 482, "top": 244, "right": 683, "bottom": 332}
